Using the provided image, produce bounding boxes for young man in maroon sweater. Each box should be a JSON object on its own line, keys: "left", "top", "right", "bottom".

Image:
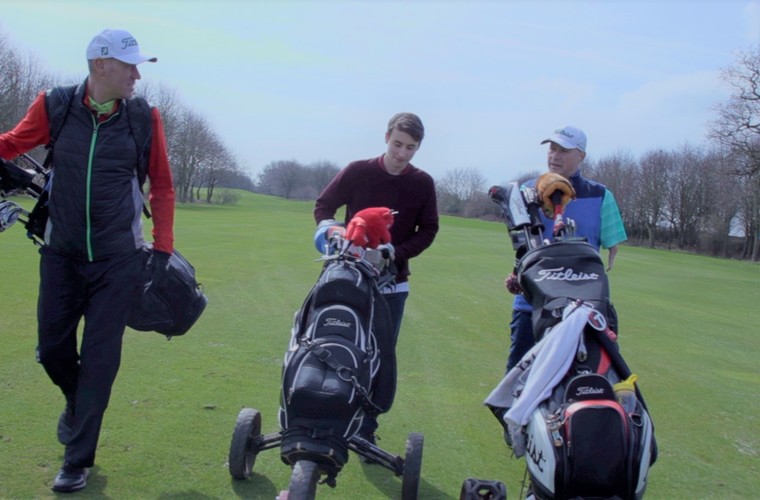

{"left": 313, "top": 112, "right": 439, "bottom": 449}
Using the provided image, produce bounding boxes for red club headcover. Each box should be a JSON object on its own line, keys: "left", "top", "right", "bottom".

{"left": 345, "top": 207, "right": 394, "bottom": 248}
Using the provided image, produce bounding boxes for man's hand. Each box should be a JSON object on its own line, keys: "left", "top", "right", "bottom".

{"left": 377, "top": 243, "right": 395, "bottom": 261}
{"left": 536, "top": 172, "right": 575, "bottom": 218}
{"left": 505, "top": 273, "right": 522, "bottom": 295}
{"left": 151, "top": 250, "right": 172, "bottom": 288}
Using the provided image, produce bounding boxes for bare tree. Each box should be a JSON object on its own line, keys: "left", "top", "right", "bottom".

{"left": 172, "top": 109, "right": 215, "bottom": 203}
{"left": 587, "top": 150, "right": 637, "bottom": 225}
{"left": 436, "top": 167, "right": 488, "bottom": 215}
{"left": 307, "top": 160, "right": 341, "bottom": 196}
{"left": 710, "top": 46, "right": 760, "bottom": 177}
{"left": 633, "top": 149, "right": 672, "bottom": 248}
{"left": 733, "top": 173, "right": 760, "bottom": 260}
{"left": 0, "top": 33, "right": 55, "bottom": 160}
{"left": 697, "top": 148, "right": 741, "bottom": 256}
{"left": 199, "top": 137, "right": 240, "bottom": 203}
{"left": 664, "top": 144, "right": 716, "bottom": 250}
{"left": 257, "top": 159, "right": 306, "bottom": 199}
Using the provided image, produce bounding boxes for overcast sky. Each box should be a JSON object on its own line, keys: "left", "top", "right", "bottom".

{"left": 2, "top": 0, "right": 758, "bottom": 186}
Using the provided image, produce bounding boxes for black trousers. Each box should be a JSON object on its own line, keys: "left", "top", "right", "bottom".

{"left": 36, "top": 246, "right": 143, "bottom": 468}
{"left": 359, "top": 291, "right": 408, "bottom": 435}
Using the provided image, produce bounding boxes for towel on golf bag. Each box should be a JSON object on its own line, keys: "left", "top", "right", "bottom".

{"left": 485, "top": 302, "right": 588, "bottom": 453}
{"left": 127, "top": 245, "right": 208, "bottom": 337}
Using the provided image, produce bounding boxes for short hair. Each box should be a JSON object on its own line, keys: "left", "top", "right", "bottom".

{"left": 387, "top": 112, "right": 424, "bottom": 143}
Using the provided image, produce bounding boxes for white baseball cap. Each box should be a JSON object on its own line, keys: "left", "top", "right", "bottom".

{"left": 86, "top": 29, "right": 157, "bottom": 64}
{"left": 540, "top": 126, "right": 587, "bottom": 152}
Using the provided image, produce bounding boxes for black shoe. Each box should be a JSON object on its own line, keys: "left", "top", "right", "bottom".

{"left": 57, "top": 403, "right": 74, "bottom": 445}
{"left": 52, "top": 463, "right": 88, "bottom": 493}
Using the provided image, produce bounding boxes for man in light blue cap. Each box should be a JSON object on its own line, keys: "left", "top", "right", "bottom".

{"left": 504, "top": 125, "right": 627, "bottom": 373}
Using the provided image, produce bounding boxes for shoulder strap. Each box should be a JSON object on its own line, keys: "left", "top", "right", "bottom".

{"left": 43, "top": 84, "right": 78, "bottom": 169}
{"left": 124, "top": 96, "right": 153, "bottom": 190}
{"left": 124, "top": 96, "right": 154, "bottom": 219}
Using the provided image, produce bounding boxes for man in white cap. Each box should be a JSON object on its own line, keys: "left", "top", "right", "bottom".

{"left": 0, "top": 28, "right": 175, "bottom": 492}
{"left": 503, "top": 126, "right": 627, "bottom": 373}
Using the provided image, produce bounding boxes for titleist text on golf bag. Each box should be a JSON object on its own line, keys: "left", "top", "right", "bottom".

{"left": 517, "top": 239, "right": 616, "bottom": 338}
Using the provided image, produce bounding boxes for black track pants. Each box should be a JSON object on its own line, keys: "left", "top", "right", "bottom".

{"left": 36, "top": 247, "right": 143, "bottom": 468}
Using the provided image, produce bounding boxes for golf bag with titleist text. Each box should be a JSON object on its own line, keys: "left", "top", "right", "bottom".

{"left": 278, "top": 246, "right": 396, "bottom": 476}
{"left": 484, "top": 182, "right": 657, "bottom": 500}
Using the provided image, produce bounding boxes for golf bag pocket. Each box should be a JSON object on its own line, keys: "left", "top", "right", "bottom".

{"left": 563, "top": 400, "right": 629, "bottom": 498}
{"left": 281, "top": 335, "right": 370, "bottom": 432}
{"left": 526, "top": 372, "right": 653, "bottom": 500}
{"left": 312, "top": 260, "right": 372, "bottom": 314}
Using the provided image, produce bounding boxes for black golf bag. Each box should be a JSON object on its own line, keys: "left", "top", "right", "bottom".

{"left": 485, "top": 183, "right": 656, "bottom": 499}
{"left": 279, "top": 250, "right": 396, "bottom": 474}
{"left": 126, "top": 244, "right": 208, "bottom": 338}
{"left": 513, "top": 259, "right": 656, "bottom": 499}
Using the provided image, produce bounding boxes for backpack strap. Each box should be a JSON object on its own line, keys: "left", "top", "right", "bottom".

{"left": 124, "top": 96, "right": 154, "bottom": 218}
{"left": 124, "top": 96, "right": 152, "bottom": 191}
{"left": 43, "top": 84, "right": 78, "bottom": 169}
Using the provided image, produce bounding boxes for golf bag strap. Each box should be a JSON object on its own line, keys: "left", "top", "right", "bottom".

{"left": 304, "top": 342, "right": 384, "bottom": 414}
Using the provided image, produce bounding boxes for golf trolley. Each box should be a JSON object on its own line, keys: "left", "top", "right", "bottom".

{"left": 479, "top": 181, "right": 656, "bottom": 500}
{"left": 228, "top": 236, "right": 423, "bottom": 499}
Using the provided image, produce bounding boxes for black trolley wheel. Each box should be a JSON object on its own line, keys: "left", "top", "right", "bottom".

{"left": 287, "top": 459, "right": 320, "bottom": 500}
{"left": 459, "top": 477, "right": 508, "bottom": 499}
{"left": 228, "top": 407, "right": 262, "bottom": 480}
{"left": 401, "top": 432, "right": 424, "bottom": 500}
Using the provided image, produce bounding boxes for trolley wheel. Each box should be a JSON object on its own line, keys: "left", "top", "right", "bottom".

{"left": 459, "top": 477, "right": 508, "bottom": 499}
{"left": 401, "top": 432, "right": 424, "bottom": 500}
{"left": 287, "top": 459, "right": 320, "bottom": 500}
{"left": 228, "top": 407, "right": 262, "bottom": 480}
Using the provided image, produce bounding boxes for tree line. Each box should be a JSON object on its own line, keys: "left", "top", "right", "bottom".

{"left": 1, "top": 29, "right": 757, "bottom": 260}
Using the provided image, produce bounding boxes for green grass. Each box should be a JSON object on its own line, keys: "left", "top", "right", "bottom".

{"left": 0, "top": 191, "right": 758, "bottom": 499}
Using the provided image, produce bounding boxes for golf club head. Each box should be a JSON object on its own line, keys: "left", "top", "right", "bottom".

{"left": 0, "top": 200, "right": 23, "bottom": 231}
{"left": 489, "top": 183, "right": 531, "bottom": 230}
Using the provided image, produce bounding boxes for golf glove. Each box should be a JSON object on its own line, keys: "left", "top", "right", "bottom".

{"left": 314, "top": 219, "right": 346, "bottom": 253}
{"left": 536, "top": 172, "right": 575, "bottom": 218}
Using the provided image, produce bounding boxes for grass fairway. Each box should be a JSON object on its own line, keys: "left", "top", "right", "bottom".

{"left": 0, "top": 190, "right": 758, "bottom": 499}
